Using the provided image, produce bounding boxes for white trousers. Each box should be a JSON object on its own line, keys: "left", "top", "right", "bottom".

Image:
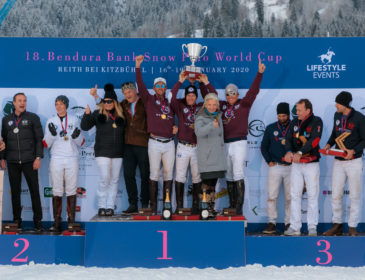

{"left": 95, "top": 157, "right": 123, "bottom": 209}
{"left": 331, "top": 158, "right": 362, "bottom": 227}
{"left": 267, "top": 164, "right": 291, "bottom": 225}
{"left": 148, "top": 138, "right": 175, "bottom": 181}
{"left": 290, "top": 162, "right": 320, "bottom": 231}
{"left": 225, "top": 140, "right": 247, "bottom": 181}
{"left": 175, "top": 143, "right": 201, "bottom": 184}
{"left": 50, "top": 158, "right": 78, "bottom": 197}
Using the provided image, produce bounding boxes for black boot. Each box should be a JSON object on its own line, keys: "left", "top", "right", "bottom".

{"left": 175, "top": 181, "right": 185, "bottom": 210}
{"left": 49, "top": 196, "right": 62, "bottom": 233}
{"left": 226, "top": 181, "right": 236, "bottom": 208}
{"left": 235, "top": 180, "right": 245, "bottom": 215}
{"left": 149, "top": 180, "right": 159, "bottom": 214}
{"left": 67, "top": 195, "right": 77, "bottom": 224}
{"left": 192, "top": 182, "right": 201, "bottom": 214}
{"left": 163, "top": 180, "right": 173, "bottom": 203}
{"left": 123, "top": 203, "right": 138, "bottom": 214}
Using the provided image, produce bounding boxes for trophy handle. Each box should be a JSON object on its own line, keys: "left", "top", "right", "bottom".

{"left": 182, "top": 44, "right": 189, "bottom": 56}
{"left": 199, "top": 46, "right": 208, "bottom": 58}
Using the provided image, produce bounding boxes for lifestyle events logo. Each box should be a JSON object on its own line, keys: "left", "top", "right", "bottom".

{"left": 306, "top": 47, "right": 347, "bottom": 79}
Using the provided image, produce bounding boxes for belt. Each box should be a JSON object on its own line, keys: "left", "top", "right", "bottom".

{"left": 179, "top": 140, "right": 197, "bottom": 147}
{"left": 150, "top": 136, "right": 173, "bottom": 143}
{"left": 224, "top": 136, "right": 247, "bottom": 143}
{"left": 275, "top": 162, "right": 290, "bottom": 166}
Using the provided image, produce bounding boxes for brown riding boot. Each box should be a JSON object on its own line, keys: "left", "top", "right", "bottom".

{"left": 49, "top": 196, "right": 62, "bottom": 232}
{"left": 348, "top": 227, "right": 358, "bottom": 236}
{"left": 67, "top": 195, "right": 77, "bottom": 225}
{"left": 323, "top": 223, "right": 343, "bottom": 236}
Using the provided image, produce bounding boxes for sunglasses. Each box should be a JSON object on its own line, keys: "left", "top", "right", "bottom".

{"left": 102, "top": 99, "right": 114, "bottom": 104}
{"left": 226, "top": 91, "right": 238, "bottom": 97}
{"left": 155, "top": 84, "right": 166, "bottom": 89}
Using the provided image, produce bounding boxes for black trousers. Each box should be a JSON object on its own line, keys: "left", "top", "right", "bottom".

{"left": 7, "top": 161, "right": 43, "bottom": 222}
{"left": 123, "top": 144, "right": 150, "bottom": 205}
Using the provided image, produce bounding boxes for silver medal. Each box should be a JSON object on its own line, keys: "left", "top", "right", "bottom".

{"left": 13, "top": 127, "right": 19, "bottom": 134}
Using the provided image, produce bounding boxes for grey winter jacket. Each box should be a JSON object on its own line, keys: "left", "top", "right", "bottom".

{"left": 194, "top": 108, "right": 226, "bottom": 174}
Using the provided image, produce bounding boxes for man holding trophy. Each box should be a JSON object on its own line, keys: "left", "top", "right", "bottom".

{"left": 322, "top": 91, "right": 365, "bottom": 236}
{"left": 135, "top": 55, "right": 177, "bottom": 215}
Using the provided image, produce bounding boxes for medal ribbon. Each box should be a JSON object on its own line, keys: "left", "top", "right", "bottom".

{"left": 226, "top": 104, "right": 234, "bottom": 117}
{"left": 13, "top": 113, "right": 23, "bottom": 128}
{"left": 59, "top": 114, "right": 68, "bottom": 135}
{"left": 187, "top": 105, "right": 196, "bottom": 122}
{"left": 341, "top": 112, "right": 350, "bottom": 132}
{"left": 156, "top": 95, "right": 167, "bottom": 113}
{"left": 298, "top": 113, "right": 312, "bottom": 130}
{"left": 277, "top": 121, "right": 290, "bottom": 137}
{"left": 107, "top": 111, "right": 116, "bottom": 121}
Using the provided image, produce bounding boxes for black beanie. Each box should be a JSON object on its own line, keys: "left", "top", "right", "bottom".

{"left": 103, "top": 83, "right": 118, "bottom": 101}
{"left": 277, "top": 102, "right": 290, "bottom": 115}
{"left": 185, "top": 85, "right": 198, "bottom": 98}
{"left": 55, "top": 95, "right": 69, "bottom": 109}
{"left": 335, "top": 91, "right": 352, "bottom": 108}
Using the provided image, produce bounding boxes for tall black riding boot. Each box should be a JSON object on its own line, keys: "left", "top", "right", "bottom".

{"left": 49, "top": 196, "right": 62, "bottom": 232}
{"left": 149, "top": 180, "right": 159, "bottom": 214}
{"left": 226, "top": 181, "right": 236, "bottom": 208}
{"left": 175, "top": 181, "right": 185, "bottom": 210}
{"left": 235, "top": 180, "right": 245, "bottom": 215}
{"left": 192, "top": 182, "right": 201, "bottom": 214}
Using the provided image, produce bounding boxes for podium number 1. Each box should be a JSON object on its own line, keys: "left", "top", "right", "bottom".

{"left": 316, "top": 240, "right": 332, "bottom": 265}
{"left": 157, "top": 231, "right": 172, "bottom": 260}
{"left": 11, "top": 238, "right": 29, "bottom": 263}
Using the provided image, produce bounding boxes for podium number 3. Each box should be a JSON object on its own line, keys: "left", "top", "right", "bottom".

{"left": 11, "top": 238, "right": 29, "bottom": 263}
{"left": 157, "top": 231, "right": 172, "bottom": 260}
{"left": 316, "top": 240, "right": 332, "bottom": 265}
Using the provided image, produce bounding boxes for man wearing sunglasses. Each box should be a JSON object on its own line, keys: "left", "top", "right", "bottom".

{"left": 201, "top": 59, "right": 265, "bottom": 215}
{"left": 135, "top": 55, "right": 177, "bottom": 214}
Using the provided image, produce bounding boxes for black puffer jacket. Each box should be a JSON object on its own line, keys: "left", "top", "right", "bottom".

{"left": 1, "top": 111, "right": 44, "bottom": 163}
{"left": 81, "top": 109, "right": 125, "bottom": 158}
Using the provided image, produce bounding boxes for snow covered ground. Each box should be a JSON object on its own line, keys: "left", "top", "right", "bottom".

{"left": 1, "top": 264, "right": 365, "bottom": 280}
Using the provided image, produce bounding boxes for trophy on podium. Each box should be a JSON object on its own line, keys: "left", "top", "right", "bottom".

{"left": 182, "top": 43, "right": 208, "bottom": 79}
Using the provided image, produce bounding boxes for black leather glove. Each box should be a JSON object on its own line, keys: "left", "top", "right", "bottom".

{"left": 48, "top": 123, "right": 57, "bottom": 136}
{"left": 71, "top": 127, "right": 81, "bottom": 139}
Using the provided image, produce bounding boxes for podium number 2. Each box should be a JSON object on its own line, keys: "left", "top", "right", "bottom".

{"left": 11, "top": 238, "right": 29, "bottom": 263}
{"left": 157, "top": 231, "right": 172, "bottom": 260}
{"left": 316, "top": 240, "right": 332, "bottom": 265}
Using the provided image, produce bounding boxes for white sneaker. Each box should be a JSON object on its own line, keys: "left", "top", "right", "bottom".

{"left": 284, "top": 227, "right": 301, "bottom": 236}
{"left": 308, "top": 228, "right": 317, "bottom": 236}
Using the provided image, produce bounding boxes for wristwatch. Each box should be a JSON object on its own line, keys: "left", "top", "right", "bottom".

{"left": 297, "top": 151, "right": 303, "bottom": 155}
{"left": 36, "top": 157, "right": 41, "bottom": 160}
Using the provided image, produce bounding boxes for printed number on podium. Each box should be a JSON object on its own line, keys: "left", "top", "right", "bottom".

{"left": 316, "top": 240, "right": 332, "bottom": 265}
{"left": 157, "top": 231, "right": 172, "bottom": 260}
{"left": 11, "top": 238, "right": 29, "bottom": 263}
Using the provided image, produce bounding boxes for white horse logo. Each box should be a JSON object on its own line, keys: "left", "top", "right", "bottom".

{"left": 318, "top": 48, "right": 335, "bottom": 64}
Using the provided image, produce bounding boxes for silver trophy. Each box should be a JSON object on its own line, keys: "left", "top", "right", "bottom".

{"left": 182, "top": 43, "right": 208, "bottom": 79}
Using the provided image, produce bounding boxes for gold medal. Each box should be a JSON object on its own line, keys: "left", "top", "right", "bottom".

{"left": 64, "top": 136, "right": 69, "bottom": 141}
{"left": 161, "top": 114, "right": 166, "bottom": 120}
{"left": 112, "top": 123, "right": 117, "bottom": 128}
{"left": 226, "top": 117, "right": 231, "bottom": 123}
{"left": 190, "top": 123, "right": 195, "bottom": 129}
{"left": 281, "top": 139, "right": 286, "bottom": 145}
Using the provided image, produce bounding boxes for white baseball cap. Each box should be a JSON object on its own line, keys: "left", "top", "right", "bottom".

{"left": 154, "top": 77, "right": 167, "bottom": 86}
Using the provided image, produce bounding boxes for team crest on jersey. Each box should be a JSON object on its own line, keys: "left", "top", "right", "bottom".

{"left": 222, "top": 105, "right": 227, "bottom": 110}
{"left": 183, "top": 108, "right": 189, "bottom": 114}
{"left": 155, "top": 99, "right": 161, "bottom": 105}
{"left": 273, "top": 131, "right": 279, "bottom": 136}
{"left": 8, "top": 120, "right": 13, "bottom": 126}
{"left": 336, "top": 120, "right": 340, "bottom": 126}
{"left": 234, "top": 104, "right": 240, "bottom": 109}
{"left": 293, "top": 125, "right": 298, "bottom": 132}
{"left": 22, "top": 120, "right": 29, "bottom": 125}
{"left": 68, "top": 124, "right": 74, "bottom": 130}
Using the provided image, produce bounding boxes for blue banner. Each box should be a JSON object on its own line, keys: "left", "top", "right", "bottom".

{"left": 0, "top": 37, "right": 363, "bottom": 89}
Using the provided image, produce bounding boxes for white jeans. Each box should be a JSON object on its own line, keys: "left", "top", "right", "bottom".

{"left": 50, "top": 158, "right": 78, "bottom": 197}
{"left": 331, "top": 158, "right": 362, "bottom": 227}
{"left": 267, "top": 164, "right": 291, "bottom": 225}
{"left": 175, "top": 143, "right": 201, "bottom": 184}
{"left": 225, "top": 140, "right": 247, "bottom": 181}
{"left": 95, "top": 157, "right": 123, "bottom": 209}
{"left": 148, "top": 138, "right": 175, "bottom": 181}
{"left": 289, "top": 162, "right": 320, "bottom": 231}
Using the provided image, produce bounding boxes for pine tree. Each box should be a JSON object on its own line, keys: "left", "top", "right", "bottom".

{"left": 255, "top": 0, "right": 264, "bottom": 24}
